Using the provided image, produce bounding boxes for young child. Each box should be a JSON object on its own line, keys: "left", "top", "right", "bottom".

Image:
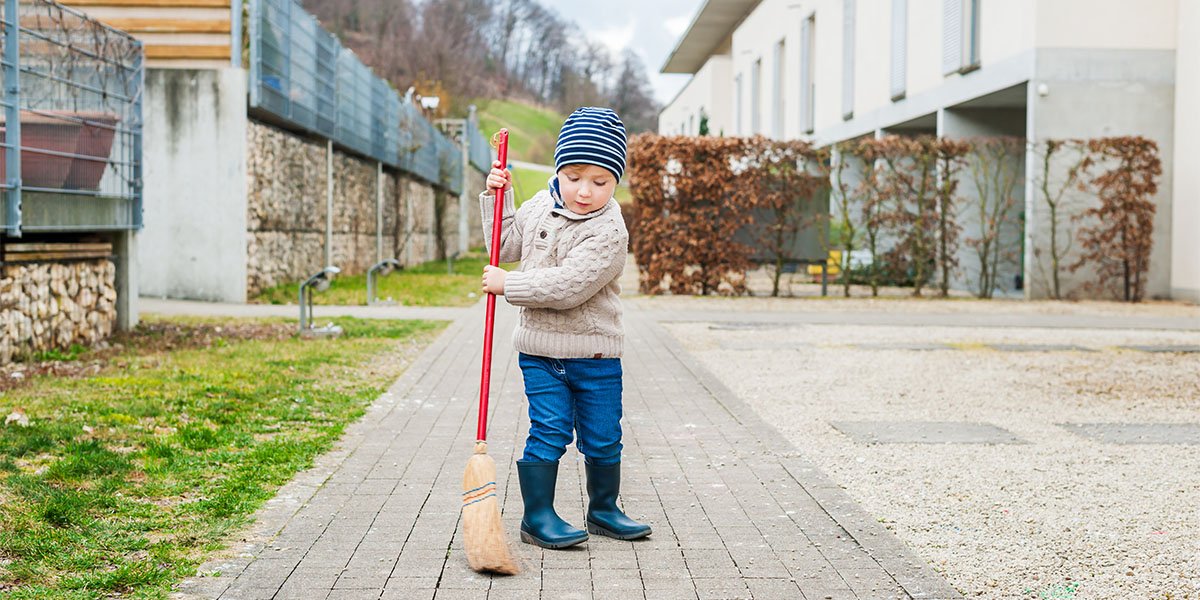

{"left": 479, "top": 107, "right": 649, "bottom": 549}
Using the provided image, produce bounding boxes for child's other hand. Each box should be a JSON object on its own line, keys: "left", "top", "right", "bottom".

{"left": 482, "top": 265, "right": 507, "bottom": 295}
{"left": 487, "top": 161, "right": 512, "bottom": 197}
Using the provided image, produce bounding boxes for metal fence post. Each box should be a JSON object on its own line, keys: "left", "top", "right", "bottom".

{"left": 326, "top": 139, "right": 333, "bottom": 267}
{"left": 248, "top": 0, "right": 259, "bottom": 107}
{"left": 133, "top": 43, "right": 144, "bottom": 230}
{"left": 3, "top": 0, "right": 22, "bottom": 236}
{"left": 376, "top": 161, "right": 383, "bottom": 262}
{"left": 231, "top": 0, "right": 242, "bottom": 68}
{"left": 459, "top": 118, "right": 470, "bottom": 256}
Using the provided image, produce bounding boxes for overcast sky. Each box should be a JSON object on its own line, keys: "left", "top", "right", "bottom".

{"left": 544, "top": 0, "right": 706, "bottom": 106}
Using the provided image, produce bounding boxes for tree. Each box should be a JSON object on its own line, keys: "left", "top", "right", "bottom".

{"left": 1072, "top": 136, "right": 1161, "bottom": 302}
{"left": 829, "top": 143, "right": 857, "bottom": 296}
{"left": 1032, "top": 139, "right": 1088, "bottom": 299}
{"left": 934, "top": 139, "right": 970, "bottom": 297}
{"left": 851, "top": 138, "right": 887, "bottom": 296}
{"left": 611, "top": 50, "right": 659, "bottom": 133}
{"left": 965, "top": 137, "right": 1024, "bottom": 298}
{"left": 305, "top": 0, "right": 663, "bottom": 123}
{"left": 877, "top": 136, "right": 940, "bottom": 296}
{"left": 746, "top": 138, "right": 828, "bottom": 297}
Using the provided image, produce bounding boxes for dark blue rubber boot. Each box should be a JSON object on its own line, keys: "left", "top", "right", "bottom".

{"left": 585, "top": 461, "right": 652, "bottom": 540}
{"left": 517, "top": 460, "right": 588, "bottom": 549}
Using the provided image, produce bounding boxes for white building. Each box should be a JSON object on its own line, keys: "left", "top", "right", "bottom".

{"left": 660, "top": 0, "right": 1198, "bottom": 303}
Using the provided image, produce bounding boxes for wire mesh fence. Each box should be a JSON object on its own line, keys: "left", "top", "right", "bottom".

{"left": 1, "top": 0, "right": 144, "bottom": 234}
{"left": 465, "top": 116, "right": 492, "bottom": 173}
{"left": 249, "top": 0, "right": 487, "bottom": 195}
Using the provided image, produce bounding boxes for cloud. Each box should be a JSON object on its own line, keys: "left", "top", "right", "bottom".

{"left": 591, "top": 19, "right": 636, "bottom": 56}
{"left": 664, "top": 14, "right": 691, "bottom": 37}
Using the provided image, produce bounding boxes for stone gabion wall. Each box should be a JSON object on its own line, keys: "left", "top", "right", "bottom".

{"left": 246, "top": 120, "right": 485, "bottom": 296}
{"left": 246, "top": 120, "right": 398, "bottom": 295}
{"left": 0, "top": 260, "right": 116, "bottom": 363}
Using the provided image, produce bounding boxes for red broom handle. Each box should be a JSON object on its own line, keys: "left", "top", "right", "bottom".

{"left": 478, "top": 129, "right": 509, "bottom": 442}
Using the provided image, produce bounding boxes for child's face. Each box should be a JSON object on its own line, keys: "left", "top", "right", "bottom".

{"left": 556, "top": 164, "right": 616, "bottom": 215}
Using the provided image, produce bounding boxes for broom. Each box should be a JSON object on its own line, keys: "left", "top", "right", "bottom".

{"left": 462, "top": 128, "right": 519, "bottom": 575}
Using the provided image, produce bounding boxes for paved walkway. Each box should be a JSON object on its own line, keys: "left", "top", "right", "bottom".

{"left": 175, "top": 301, "right": 963, "bottom": 600}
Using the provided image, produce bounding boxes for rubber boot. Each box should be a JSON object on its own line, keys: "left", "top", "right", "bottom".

{"left": 585, "top": 461, "right": 652, "bottom": 540}
{"left": 517, "top": 460, "right": 588, "bottom": 549}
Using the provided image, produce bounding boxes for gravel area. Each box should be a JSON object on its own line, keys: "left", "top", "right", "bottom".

{"left": 664, "top": 317, "right": 1200, "bottom": 599}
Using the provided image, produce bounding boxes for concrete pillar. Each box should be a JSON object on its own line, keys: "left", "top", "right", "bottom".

{"left": 1172, "top": 0, "right": 1200, "bottom": 303}
{"left": 138, "top": 68, "right": 247, "bottom": 302}
{"left": 112, "top": 229, "right": 138, "bottom": 330}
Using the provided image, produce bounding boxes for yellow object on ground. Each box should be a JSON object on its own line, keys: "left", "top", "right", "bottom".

{"left": 807, "top": 250, "right": 842, "bottom": 276}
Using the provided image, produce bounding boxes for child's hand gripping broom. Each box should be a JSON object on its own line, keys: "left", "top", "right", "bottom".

{"left": 462, "top": 128, "right": 519, "bottom": 575}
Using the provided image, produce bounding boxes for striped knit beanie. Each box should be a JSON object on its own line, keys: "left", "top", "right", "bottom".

{"left": 554, "top": 107, "right": 628, "bottom": 182}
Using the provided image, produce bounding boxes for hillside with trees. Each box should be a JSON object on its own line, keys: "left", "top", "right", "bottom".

{"left": 302, "top": 0, "right": 660, "bottom": 132}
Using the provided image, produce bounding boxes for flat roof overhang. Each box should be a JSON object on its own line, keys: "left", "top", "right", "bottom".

{"left": 661, "top": 0, "right": 761, "bottom": 74}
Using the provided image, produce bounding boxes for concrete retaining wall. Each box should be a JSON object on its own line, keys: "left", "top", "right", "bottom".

{"left": 138, "top": 68, "right": 248, "bottom": 303}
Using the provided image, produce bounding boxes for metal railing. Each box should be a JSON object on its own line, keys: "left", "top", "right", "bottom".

{"left": 1, "top": 0, "right": 144, "bottom": 236}
{"left": 248, "top": 0, "right": 482, "bottom": 194}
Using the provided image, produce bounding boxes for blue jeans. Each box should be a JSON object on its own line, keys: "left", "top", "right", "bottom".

{"left": 518, "top": 352, "right": 623, "bottom": 466}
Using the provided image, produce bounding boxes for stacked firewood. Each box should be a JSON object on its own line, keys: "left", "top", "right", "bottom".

{"left": 0, "top": 260, "right": 115, "bottom": 363}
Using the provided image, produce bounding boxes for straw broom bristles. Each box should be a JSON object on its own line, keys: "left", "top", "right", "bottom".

{"left": 462, "top": 441, "right": 519, "bottom": 575}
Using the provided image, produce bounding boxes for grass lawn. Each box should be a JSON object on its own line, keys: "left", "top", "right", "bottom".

{"left": 474, "top": 98, "right": 562, "bottom": 165}
{"left": 251, "top": 252, "right": 517, "bottom": 307}
{"left": 0, "top": 316, "right": 445, "bottom": 598}
{"left": 510, "top": 166, "right": 550, "bottom": 204}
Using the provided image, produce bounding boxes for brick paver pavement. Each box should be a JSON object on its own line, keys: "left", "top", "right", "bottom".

{"left": 175, "top": 301, "right": 961, "bottom": 600}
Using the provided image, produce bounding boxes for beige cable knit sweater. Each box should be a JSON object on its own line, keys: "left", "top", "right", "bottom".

{"left": 480, "top": 187, "right": 628, "bottom": 359}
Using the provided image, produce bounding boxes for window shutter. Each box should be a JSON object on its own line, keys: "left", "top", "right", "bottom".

{"left": 800, "top": 16, "right": 814, "bottom": 133}
{"left": 751, "top": 59, "right": 762, "bottom": 134}
{"left": 966, "top": 0, "right": 981, "bottom": 68}
{"left": 842, "top": 0, "right": 855, "bottom": 120}
{"left": 774, "top": 41, "right": 785, "bottom": 138}
{"left": 942, "top": 0, "right": 963, "bottom": 75}
{"left": 735, "top": 74, "right": 742, "bottom": 135}
{"left": 891, "top": 0, "right": 907, "bottom": 100}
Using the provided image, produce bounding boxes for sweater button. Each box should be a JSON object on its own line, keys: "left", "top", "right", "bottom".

{"left": 539, "top": 230, "right": 547, "bottom": 239}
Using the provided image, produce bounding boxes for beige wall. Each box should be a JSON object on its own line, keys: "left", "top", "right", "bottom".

{"left": 670, "top": 0, "right": 1183, "bottom": 143}
{"left": 1035, "top": 0, "right": 1177, "bottom": 50}
{"left": 659, "top": 53, "right": 733, "bottom": 136}
{"left": 1172, "top": 0, "right": 1199, "bottom": 302}
{"left": 814, "top": 0, "right": 1036, "bottom": 134}
{"left": 730, "top": 0, "right": 796, "bottom": 138}
{"left": 721, "top": 0, "right": 1041, "bottom": 139}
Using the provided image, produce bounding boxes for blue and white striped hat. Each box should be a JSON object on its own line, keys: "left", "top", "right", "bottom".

{"left": 554, "top": 107, "right": 628, "bottom": 182}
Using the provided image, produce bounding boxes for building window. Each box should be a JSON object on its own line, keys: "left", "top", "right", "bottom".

{"left": 773, "top": 40, "right": 786, "bottom": 138}
{"left": 842, "top": 0, "right": 855, "bottom": 120}
{"left": 800, "top": 14, "right": 816, "bottom": 134}
{"left": 689, "top": 114, "right": 695, "bottom": 135}
{"left": 751, "top": 58, "right": 762, "bottom": 135}
{"left": 735, "top": 73, "right": 743, "bottom": 135}
{"left": 891, "top": 0, "right": 907, "bottom": 100}
{"left": 942, "top": 0, "right": 980, "bottom": 75}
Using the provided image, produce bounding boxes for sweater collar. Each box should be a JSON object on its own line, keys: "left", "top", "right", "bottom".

{"left": 547, "top": 176, "right": 614, "bottom": 221}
